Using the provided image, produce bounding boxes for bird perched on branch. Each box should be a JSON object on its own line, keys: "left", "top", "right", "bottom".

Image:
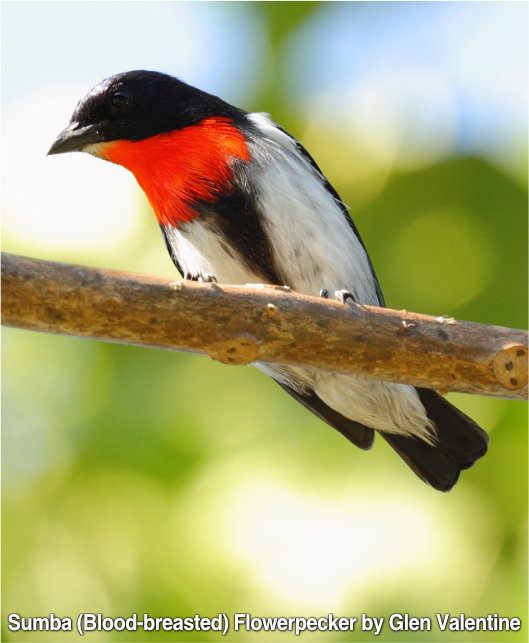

{"left": 49, "top": 70, "right": 489, "bottom": 490}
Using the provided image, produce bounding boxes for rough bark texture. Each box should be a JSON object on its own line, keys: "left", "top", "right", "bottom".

{"left": 2, "top": 253, "right": 527, "bottom": 400}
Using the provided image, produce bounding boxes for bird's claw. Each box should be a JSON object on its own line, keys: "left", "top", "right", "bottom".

{"left": 334, "top": 289, "right": 357, "bottom": 304}
{"left": 184, "top": 272, "right": 217, "bottom": 283}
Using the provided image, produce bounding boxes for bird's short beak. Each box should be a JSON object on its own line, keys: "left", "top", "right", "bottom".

{"left": 47, "top": 122, "right": 103, "bottom": 155}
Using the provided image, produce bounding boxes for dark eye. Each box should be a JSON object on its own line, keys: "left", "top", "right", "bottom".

{"left": 110, "top": 88, "right": 132, "bottom": 110}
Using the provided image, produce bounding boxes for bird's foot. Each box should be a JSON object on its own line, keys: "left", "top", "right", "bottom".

{"left": 184, "top": 272, "right": 218, "bottom": 283}
{"left": 334, "top": 289, "right": 357, "bottom": 304}
{"left": 321, "top": 287, "right": 361, "bottom": 311}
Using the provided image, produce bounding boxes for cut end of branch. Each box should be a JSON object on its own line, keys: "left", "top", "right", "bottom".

{"left": 492, "top": 345, "right": 529, "bottom": 391}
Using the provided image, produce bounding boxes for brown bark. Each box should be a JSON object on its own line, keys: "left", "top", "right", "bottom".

{"left": 2, "top": 252, "right": 527, "bottom": 400}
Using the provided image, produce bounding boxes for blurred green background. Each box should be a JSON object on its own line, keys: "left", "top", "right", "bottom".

{"left": 2, "top": 2, "right": 527, "bottom": 642}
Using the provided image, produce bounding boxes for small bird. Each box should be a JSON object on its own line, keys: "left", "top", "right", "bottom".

{"left": 49, "top": 70, "right": 489, "bottom": 490}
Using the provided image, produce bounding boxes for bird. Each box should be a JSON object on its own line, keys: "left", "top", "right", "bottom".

{"left": 48, "top": 70, "right": 489, "bottom": 491}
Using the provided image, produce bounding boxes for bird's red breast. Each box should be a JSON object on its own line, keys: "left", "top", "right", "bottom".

{"left": 100, "top": 117, "right": 250, "bottom": 226}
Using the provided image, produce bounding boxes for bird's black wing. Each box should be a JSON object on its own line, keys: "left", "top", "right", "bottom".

{"left": 276, "top": 380, "right": 375, "bottom": 450}
{"left": 160, "top": 223, "right": 185, "bottom": 276}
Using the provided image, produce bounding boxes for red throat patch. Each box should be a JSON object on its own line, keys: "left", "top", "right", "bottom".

{"left": 99, "top": 117, "right": 250, "bottom": 226}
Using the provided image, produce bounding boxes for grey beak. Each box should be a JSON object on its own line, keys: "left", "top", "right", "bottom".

{"left": 47, "top": 122, "right": 103, "bottom": 155}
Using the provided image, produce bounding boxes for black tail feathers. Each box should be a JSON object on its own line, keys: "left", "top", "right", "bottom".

{"left": 381, "top": 388, "right": 489, "bottom": 491}
{"left": 275, "top": 378, "right": 488, "bottom": 491}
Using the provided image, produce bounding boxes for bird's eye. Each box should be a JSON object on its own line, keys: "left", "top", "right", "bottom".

{"left": 110, "top": 88, "right": 132, "bottom": 110}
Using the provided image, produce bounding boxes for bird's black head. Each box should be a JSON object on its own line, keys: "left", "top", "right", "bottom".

{"left": 48, "top": 70, "right": 246, "bottom": 155}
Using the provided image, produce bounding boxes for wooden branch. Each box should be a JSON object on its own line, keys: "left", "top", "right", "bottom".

{"left": 2, "top": 252, "right": 527, "bottom": 400}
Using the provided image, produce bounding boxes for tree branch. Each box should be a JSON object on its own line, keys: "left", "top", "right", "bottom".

{"left": 2, "top": 252, "right": 527, "bottom": 400}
